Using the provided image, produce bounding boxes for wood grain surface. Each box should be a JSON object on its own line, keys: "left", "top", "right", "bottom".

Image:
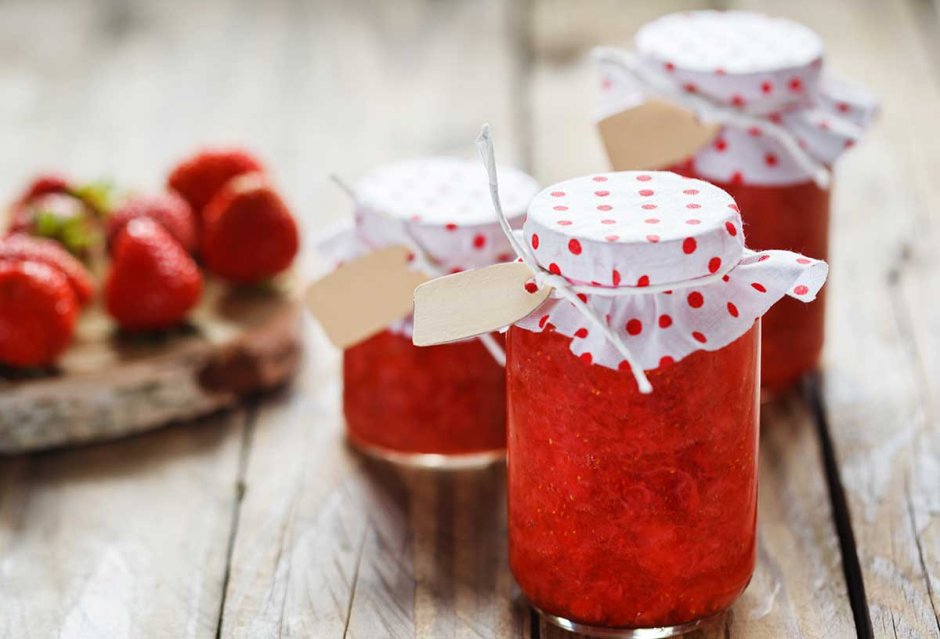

{"left": 0, "top": 0, "right": 937, "bottom": 638}
{"left": 772, "top": 0, "right": 940, "bottom": 635}
{"left": 0, "top": 278, "right": 302, "bottom": 453}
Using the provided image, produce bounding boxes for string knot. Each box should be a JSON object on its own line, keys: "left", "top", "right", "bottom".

{"left": 476, "top": 125, "right": 653, "bottom": 394}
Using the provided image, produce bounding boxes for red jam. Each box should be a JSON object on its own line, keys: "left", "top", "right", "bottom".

{"left": 671, "top": 163, "right": 829, "bottom": 392}
{"left": 506, "top": 323, "right": 759, "bottom": 629}
{"left": 343, "top": 330, "right": 506, "bottom": 456}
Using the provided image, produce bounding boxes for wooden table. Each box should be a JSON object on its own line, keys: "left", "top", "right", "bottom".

{"left": 0, "top": 0, "right": 937, "bottom": 637}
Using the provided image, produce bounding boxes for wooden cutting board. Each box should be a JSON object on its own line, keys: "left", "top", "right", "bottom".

{"left": 0, "top": 277, "right": 303, "bottom": 453}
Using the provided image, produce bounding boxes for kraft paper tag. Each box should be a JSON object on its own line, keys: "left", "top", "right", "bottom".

{"left": 305, "top": 245, "right": 431, "bottom": 348}
{"left": 412, "top": 262, "right": 552, "bottom": 346}
{"left": 598, "top": 98, "right": 721, "bottom": 170}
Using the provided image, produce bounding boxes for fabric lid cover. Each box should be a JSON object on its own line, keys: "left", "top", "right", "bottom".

{"left": 597, "top": 10, "right": 877, "bottom": 186}
{"left": 524, "top": 171, "right": 743, "bottom": 287}
{"left": 355, "top": 157, "right": 538, "bottom": 273}
{"left": 323, "top": 156, "right": 539, "bottom": 337}
{"left": 516, "top": 171, "right": 828, "bottom": 371}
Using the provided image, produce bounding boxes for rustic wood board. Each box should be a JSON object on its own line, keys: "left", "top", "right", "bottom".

{"left": 0, "top": 277, "right": 302, "bottom": 453}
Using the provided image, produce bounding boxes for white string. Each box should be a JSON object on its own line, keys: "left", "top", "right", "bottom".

{"left": 476, "top": 124, "right": 654, "bottom": 394}
{"left": 592, "top": 47, "right": 833, "bottom": 189}
{"left": 475, "top": 332, "right": 507, "bottom": 366}
{"left": 329, "top": 173, "right": 358, "bottom": 201}
{"left": 330, "top": 173, "right": 507, "bottom": 366}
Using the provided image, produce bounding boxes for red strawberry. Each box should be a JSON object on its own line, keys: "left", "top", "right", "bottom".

{"left": 7, "top": 174, "right": 72, "bottom": 234}
{"left": 16, "top": 173, "right": 71, "bottom": 205}
{"left": 107, "top": 192, "right": 197, "bottom": 254}
{"left": 0, "top": 234, "right": 94, "bottom": 306}
{"left": 167, "top": 148, "right": 264, "bottom": 215}
{"left": 106, "top": 218, "right": 203, "bottom": 331}
{"left": 201, "top": 173, "right": 298, "bottom": 283}
{"left": 6, "top": 192, "right": 98, "bottom": 256}
{"left": 0, "top": 260, "right": 78, "bottom": 367}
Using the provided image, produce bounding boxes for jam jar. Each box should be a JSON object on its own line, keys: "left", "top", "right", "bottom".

{"left": 505, "top": 170, "right": 827, "bottom": 635}
{"left": 597, "top": 10, "right": 875, "bottom": 393}
{"left": 343, "top": 157, "right": 538, "bottom": 467}
{"left": 668, "top": 166, "right": 829, "bottom": 393}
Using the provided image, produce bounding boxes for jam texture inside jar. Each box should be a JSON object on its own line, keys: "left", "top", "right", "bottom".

{"left": 507, "top": 323, "right": 760, "bottom": 628}
{"left": 344, "top": 330, "right": 505, "bottom": 456}
{"left": 499, "top": 167, "right": 827, "bottom": 635}
{"left": 339, "top": 157, "right": 539, "bottom": 465}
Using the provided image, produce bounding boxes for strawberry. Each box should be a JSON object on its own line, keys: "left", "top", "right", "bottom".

{"left": 0, "top": 259, "right": 78, "bottom": 367}
{"left": 0, "top": 234, "right": 94, "bottom": 306}
{"left": 8, "top": 192, "right": 99, "bottom": 256}
{"left": 201, "top": 173, "right": 298, "bottom": 283}
{"left": 167, "top": 148, "right": 264, "bottom": 215}
{"left": 107, "top": 192, "right": 197, "bottom": 254}
{"left": 7, "top": 174, "right": 72, "bottom": 233}
{"left": 106, "top": 218, "right": 203, "bottom": 331}
{"left": 16, "top": 173, "right": 71, "bottom": 205}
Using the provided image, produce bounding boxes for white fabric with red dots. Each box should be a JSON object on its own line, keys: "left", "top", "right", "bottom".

{"left": 515, "top": 171, "right": 828, "bottom": 372}
{"left": 597, "top": 10, "right": 877, "bottom": 186}
{"left": 350, "top": 157, "right": 539, "bottom": 336}
{"left": 355, "top": 157, "right": 537, "bottom": 273}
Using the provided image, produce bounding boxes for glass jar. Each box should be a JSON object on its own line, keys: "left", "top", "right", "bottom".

{"left": 344, "top": 330, "right": 506, "bottom": 465}
{"left": 340, "top": 157, "right": 538, "bottom": 467}
{"left": 671, "top": 164, "right": 829, "bottom": 393}
{"left": 502, "top": 169, "right": 826, "bottom": 636}
{"left": 507, "top": 322, "right": 760, "bottom": 633}
{"left": 597, "top": 10, "right": 875, "bottom": 395}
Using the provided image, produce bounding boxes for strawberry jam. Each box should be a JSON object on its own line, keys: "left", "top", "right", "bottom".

{"left": 344, "top": 330, "right": 506, "bottom": 461}
{"left": 671, "top": 163, "right": 828, "bottom": 393}
{"left": 506, "top": 322, "right": 759, "bottom": 631}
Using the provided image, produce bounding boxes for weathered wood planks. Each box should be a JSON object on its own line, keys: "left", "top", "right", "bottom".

{"left": 0, "top": 0, "right": 265, "bottom": 636}
{"left": 1, "top": 0, "right": 938, "bottom": 637}
{"left": 217, "top": 0, "right": 530, "bottom": 637}
{"left": 217, "top": 331, "right": 528, "bottom": 639}
{"left": 0, "top": 411, "right": 248, "bottom": 638}
{"left": 730, "top": 0, "right": 940, "bottom": 636}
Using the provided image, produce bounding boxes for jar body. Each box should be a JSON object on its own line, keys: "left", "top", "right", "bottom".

{"left": 506, "top": 323, "right": 760, "bottom": 632}
{"left": 671, "top": 164, "right": 829, "bottom": 393}
{"left": 343, "top": 329, "right": 506, "bottom": 466}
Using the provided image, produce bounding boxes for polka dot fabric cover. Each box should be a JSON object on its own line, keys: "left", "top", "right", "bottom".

{"left": 598, "top": 10, "right": 877, "bottom": 186}
{"left": 351, "top": 156, "right": 539, "bottom": 336}
{"left": 516, "top": 171, "right": 828, "bottom": 372}
{"left": 524, "top": 172, "right": 742, "bottom": 287}
{"left": 355, "top": 157, "right": 538, "bottom": 273}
